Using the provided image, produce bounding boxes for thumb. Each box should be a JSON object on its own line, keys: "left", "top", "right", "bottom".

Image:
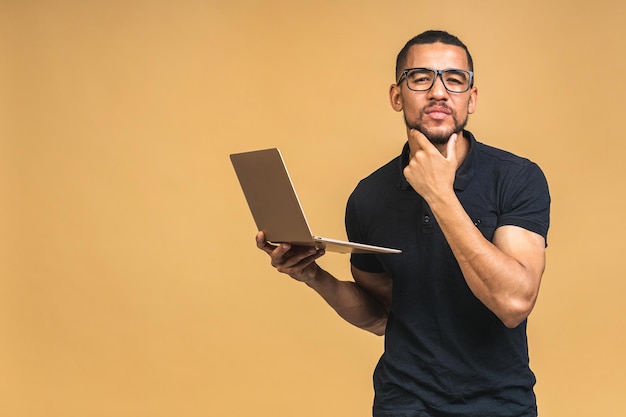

{"left": 445, "top": 133, "right": 458, "bottom": 160}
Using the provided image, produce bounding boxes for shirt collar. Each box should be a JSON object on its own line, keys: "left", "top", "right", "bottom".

{"left": 397, "top": 130, "right": 476, "bottom": 191}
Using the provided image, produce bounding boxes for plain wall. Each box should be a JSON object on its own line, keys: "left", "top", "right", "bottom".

{"left": 2, "top": 1, "right": 625, "bottom": 416}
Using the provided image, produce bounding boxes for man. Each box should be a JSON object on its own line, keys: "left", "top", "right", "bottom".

{"left": 256, "top": 30, "right": 550, "bottom": 417}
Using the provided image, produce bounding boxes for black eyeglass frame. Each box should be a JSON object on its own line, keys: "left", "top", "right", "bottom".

{"left": 396, "top": 67, "right": 474, "bottom": 93}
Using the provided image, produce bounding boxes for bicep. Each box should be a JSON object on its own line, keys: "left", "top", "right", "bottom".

{"left": 493, "top": 225, "right": 546, "bottom": 286}
{"left": 350, "top": 265, "right": 393, "bottom": 311}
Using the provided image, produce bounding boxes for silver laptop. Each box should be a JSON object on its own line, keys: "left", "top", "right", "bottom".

{"left": 230, "top": 148, "right": 401, "bottom": 254}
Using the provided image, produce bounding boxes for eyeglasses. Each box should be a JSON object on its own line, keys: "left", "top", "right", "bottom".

{"left": 397, "top": 67, "right": 474, "bottom": 93}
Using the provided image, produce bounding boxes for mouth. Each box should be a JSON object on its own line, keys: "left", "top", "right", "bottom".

{"left": 424, "top": 104, "right": 452, "bottom": 121}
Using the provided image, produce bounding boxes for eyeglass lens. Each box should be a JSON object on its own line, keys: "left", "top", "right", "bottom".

{"left": 405, "top": 69, "right": 470, "bottom": 93}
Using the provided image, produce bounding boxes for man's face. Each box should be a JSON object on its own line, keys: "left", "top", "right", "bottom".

{"left": 390, "top": 43, "right": 478, "bottom": 145}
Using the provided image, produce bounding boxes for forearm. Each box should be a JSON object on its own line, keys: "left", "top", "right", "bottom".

{"left": 428, "top": 192, "right": 540, "bottom": 328}
{"left": 304, "top": 266, "right": 388, "bottom": 336}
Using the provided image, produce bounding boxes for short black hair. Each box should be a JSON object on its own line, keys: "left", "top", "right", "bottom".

{"left": 395, "top": 30, "right": 474, "bottom": 81}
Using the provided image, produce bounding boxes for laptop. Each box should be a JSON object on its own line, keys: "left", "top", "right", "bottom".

{"left": 230, "top": 148, "right": 401, "bottom": 254}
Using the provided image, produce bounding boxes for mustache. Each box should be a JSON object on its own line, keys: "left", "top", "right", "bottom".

{"left": 424, "top": 101, "right": 453, "bottom": 114}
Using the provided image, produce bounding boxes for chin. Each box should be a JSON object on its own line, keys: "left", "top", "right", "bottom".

{"left": 419, "top": 127, "right": 456, "bottom": 145}
{"left": 427, "top": 132, "right": 453, "bottom": 145}
{"left": 405, "top": 115, "right": 466, "bottom": 145}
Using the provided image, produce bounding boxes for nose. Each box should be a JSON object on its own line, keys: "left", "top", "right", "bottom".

{"left": 428, "top": 73, "right": 448, "bottom": 99}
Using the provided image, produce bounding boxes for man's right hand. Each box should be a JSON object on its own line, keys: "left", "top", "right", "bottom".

{"left": 255, "top": 231, "right": 326, "bottom": 283}
{"left": 255, "top": 231, "right": 389, "bottom": 336}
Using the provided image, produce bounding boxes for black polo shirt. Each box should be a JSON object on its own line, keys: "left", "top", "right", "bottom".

{"left": 346, "top": 131, "right": 550, "bottom": 417}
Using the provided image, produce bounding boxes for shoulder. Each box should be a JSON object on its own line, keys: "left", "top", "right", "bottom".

{"left": 469, "top": 138, "right": 550, "bottom": 237}
{"left": 359, "top": 154, "right": 402, "bottom": 185}
{"left": 475, "top": 141, "right": 534, "bottom": 166}
{"left": 473, "top": 140, "right": 547, "bottom": 185}
{"left": 349, "top": 153, "right": 403, "bottom": 200}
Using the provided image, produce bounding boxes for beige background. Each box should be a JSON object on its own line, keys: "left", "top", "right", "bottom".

{"left": 2, "top": 1, "right": 625, "bottom": 416}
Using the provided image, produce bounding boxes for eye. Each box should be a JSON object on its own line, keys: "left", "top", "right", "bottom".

{"left": 443, "top": 71, "right": 468, "bottom": 85}
{"left": 407, "top": 69, "right": 434, "bottom": 84}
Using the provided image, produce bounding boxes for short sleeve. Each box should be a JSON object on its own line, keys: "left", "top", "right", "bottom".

{"left": 345, "top": 188, "right": 386, "bottom": 273}
{"left": 498, "top": 161, "right": 551, "bottom": 241}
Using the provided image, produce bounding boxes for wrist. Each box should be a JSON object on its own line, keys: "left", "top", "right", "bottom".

{"left": 303, "top": 264, "right": 327, "bottom": 288}
{"left": 425, "top": 188, "right": 457, "bottom": 211}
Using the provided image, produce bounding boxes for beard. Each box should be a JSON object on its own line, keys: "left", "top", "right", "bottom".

{"left": 404, "top": 103, "right": 468, "bottom": 145}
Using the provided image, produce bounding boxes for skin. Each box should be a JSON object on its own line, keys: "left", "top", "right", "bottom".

{"left": 257, "top": 42, "right": 546, "bottom": 333}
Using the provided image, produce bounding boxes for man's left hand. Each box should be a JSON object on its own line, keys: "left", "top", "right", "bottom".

{"left": 403, "top": 129, "right": 459, "bottom": 202}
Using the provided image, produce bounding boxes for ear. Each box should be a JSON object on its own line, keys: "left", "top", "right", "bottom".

{"left": 389, "top": 84, "right": 403, "bottom": 112}
{"left": 467, "top": 86, "right": 478, "bottom": 114}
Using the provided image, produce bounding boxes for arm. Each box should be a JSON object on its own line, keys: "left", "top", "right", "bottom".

{"left": 429, "top": 200, "right": 545, "bottom": 328}
{"left": 404, "top": 130, "right": 546, "bottom": 328}
{"left": 256, "top": 231, "right": 391, "bottom": 335}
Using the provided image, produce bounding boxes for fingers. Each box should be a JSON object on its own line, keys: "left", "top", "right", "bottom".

{"left": 408, "top": 129, "right": 431, "bottom": 153}
{"left": 255, "top": 231, "right": 325, "bottom": 276}
{"left": 255, "top": 231, "right": 295, "bottom": 259}
{"left": 271, "top": 246, "right": 324, "bottom": 275}
{"left": 256, "top": 231, "right": 278, "bottom": 255}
